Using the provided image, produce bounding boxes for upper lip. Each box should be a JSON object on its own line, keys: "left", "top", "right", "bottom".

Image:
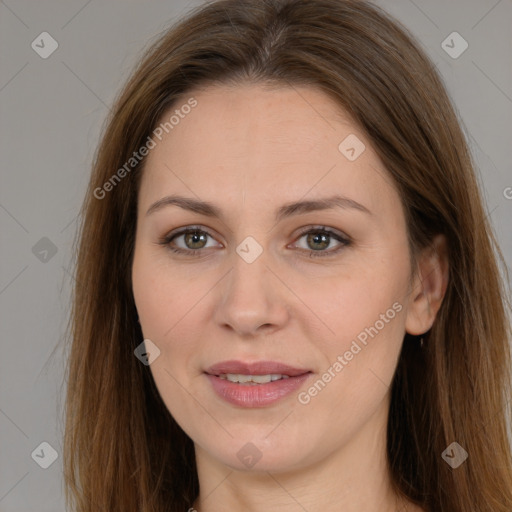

{"left": 205, "top": 360, "right": 311, "bottom": 377}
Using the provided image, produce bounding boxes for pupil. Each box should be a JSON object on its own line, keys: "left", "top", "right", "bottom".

{"left": 187, "top": 231, "right": 206, "bottom": 249}
{"left": 309, "top": 232, "right": 329, "bottom": 250}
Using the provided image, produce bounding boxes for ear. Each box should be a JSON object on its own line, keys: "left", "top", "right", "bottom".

{"left": 405, "top": 234, "right": 449, "bottom": 336}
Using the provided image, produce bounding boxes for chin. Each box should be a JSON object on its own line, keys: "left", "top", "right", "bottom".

{"left": 197, "top": 434, "right": 319, "bottom": 474}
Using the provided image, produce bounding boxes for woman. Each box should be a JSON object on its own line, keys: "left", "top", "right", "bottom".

{"left": 63, "top": 0, "right": 512, "bottom": 511}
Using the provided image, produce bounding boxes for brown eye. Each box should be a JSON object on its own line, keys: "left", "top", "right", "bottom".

{"left": 305, "top": 231, "right": 331, "bottom": 251}
{"left": 292, "top": 227, "right": 351, "bottom": 258}
{"left": 182, "top": 230, "right": 208, "bottom": 250}
{"left": 160, "top": 226, "right": 221, "bottom": 256}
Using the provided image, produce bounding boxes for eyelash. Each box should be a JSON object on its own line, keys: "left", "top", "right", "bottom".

{"left": 158, "top": 225, "right": 352, "bottom": 259}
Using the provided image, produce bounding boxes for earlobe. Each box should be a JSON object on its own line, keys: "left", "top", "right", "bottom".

{"left": 405, "top": 234, "right": 449, "bottom": 336}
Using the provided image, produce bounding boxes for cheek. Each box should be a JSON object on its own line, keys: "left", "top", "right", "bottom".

{"left": 132, "top": 260, "right": 165, "bottom": 338}
{"left": 332, "top": 283, "right": 404, "bottom": 349}
{"left": 131, "top": 249, "right": 216, "bottom": 373}
{"left": 132, "top": 252, "right": 204, "bottom": 417}
{"left": 132, "top": 247, "right": 191, "bottom": 337}
{"left": 297, "top": 296, "right": 405, "bottom": 447}
{"left": 132, "top": 246, "right": 177, "bottom": 348}
{"left": 297, "top": 261, "right": 405, "bottom": 349}
{"left": 299, "top": 252, "right": 408, "bottom": 403}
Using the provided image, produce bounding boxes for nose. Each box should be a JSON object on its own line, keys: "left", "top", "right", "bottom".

{"left": 214, "top": 250, "right": 290, "bottom": 338}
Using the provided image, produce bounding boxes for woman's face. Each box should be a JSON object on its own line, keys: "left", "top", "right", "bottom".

{"left": 132, "top": 82, "right": 421, "bottom": 472}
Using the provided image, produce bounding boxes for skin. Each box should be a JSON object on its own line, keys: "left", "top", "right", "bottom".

{"left": 131, "top": 82, "right": 448, "bottom": 512}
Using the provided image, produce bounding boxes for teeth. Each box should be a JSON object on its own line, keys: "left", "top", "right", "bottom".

{"left": 219, "top": 374, "right": 291, "bottom": 384}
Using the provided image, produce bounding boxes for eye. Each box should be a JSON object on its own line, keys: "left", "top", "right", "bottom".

{"left": 158, "top": 225, "right": 351, "bottom": 258}
{"left": 158, "top": 226, "right": 222, "bottom": 257}
{"left": 291, "top": 226, "right": 351, "bottom": 258}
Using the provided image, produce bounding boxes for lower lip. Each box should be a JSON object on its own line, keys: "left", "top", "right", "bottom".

{"left": 205, "top": 373, "right": 312, "bottom": 408}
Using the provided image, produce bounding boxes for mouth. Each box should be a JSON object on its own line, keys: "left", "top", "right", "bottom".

{"left": 214, "top": 373, "right": 294, "bottom": 385}
{"left": 204, "top": 360, "right": 313, "bottom": 407}
{"left": 205, "top": 359, "right": 311, "bottom": 378}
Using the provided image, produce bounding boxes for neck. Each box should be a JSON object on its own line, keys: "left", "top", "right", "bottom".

{"left": 191, "top": 400, "right": 418, "bottom": 512}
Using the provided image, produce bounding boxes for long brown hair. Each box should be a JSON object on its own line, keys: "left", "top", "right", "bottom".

{"left": 63, "top": 0, "right": 512, "bottom": 510}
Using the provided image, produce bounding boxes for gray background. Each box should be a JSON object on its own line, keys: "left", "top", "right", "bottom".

{"left": 0, "top": 1, "right": 511, "bottom": 510}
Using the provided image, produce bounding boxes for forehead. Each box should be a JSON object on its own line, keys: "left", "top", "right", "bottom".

{"left": 138, "top": 82, "right": 399, "bottom": 220}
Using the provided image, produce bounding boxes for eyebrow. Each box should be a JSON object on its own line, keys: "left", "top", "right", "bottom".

{"left": 145, "top": 194, "right": 372, "bottom": 221}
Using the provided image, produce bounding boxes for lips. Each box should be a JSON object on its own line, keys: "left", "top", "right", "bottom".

{"left": 205, "top": 360, "right": 311, "bottom": 378}
{"left": 204, "top": 360, "right": 313, "bottom": 407}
